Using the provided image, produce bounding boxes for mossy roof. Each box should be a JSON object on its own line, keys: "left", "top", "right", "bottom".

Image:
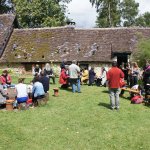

{"left": 1, "top": 26, "right": 150, "bottom": 63}
{"left": 0, "top": 14, "right": 15, "bottom": 56}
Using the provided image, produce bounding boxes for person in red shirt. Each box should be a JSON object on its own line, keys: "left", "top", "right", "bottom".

{"left": 107, "top": 61, "right": 124, "bottom": 110}
{"left": 59, "top": 68, "right": 69, "bottom": 89}
{"left": 0, "top": 70, "right": 14, "bottom": 89}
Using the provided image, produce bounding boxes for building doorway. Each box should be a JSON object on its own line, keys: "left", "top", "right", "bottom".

{"left": 113, "top": 52, "right": 131, "bottom": 67}
{"left": 117, "top": 55, "right": 128, "bottom": 67}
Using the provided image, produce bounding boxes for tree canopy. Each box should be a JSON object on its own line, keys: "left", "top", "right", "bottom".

{"left": 90, "top": 0, "right": 140, "bottom": 27}
{"left": 0, "top": 0, "right": 13, "bottom": 14}
{"left": 132, "top": 39, "right": 150, "bottom": 67}
{"left": 95, "top": 0, "right": 121, "bottom": 27}
{"left": 135, "top": 12, "right": 150, "bottom": 27}
{"left": 120, "top": 0, "right": 139, "bottom": 27}
{"left": 12, "top": 0, "right": 71, "bottom": 28}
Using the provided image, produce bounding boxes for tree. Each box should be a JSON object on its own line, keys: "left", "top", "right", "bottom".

{"left": 120, "top": 0, "right": 139, "bottom": 27}
{"left": 0, "top": 0, "right": 14, "bottom": 14}
{"left": 12, "top": 0, "right": 71, "bottom": 28}
{"left": 132, "top": 39, "right": 150, "bottom": 67}
{"left": 135, "top": 12, "right": 150, "bottom": 27}
{"left": 90, "top": 0, "right": 139, "bottom": 28}
{"left": 90, "top": 0, "right": 121, "bottom": 27}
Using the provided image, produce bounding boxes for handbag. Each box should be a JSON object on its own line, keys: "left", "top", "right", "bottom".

{"left": 119, "top": 78, "right": 126, "bottom": 87}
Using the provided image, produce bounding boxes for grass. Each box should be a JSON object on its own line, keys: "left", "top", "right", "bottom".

{"left": 0, "top": 76, "right": 150, "bottom": 150}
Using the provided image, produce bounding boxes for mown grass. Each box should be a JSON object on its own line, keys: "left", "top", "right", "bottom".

{"left": 0, "top": 76, "right": 150, "bottom": 150}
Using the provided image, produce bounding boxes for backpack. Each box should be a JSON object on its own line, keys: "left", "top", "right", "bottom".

{"left": 131, "top": 95, "right": 143, "bottom": 104}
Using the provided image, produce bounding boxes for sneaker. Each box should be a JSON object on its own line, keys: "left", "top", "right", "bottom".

{"left": 116, "top": 107, "right": 119, "bottom": 111}
{"left": 111, "top": 107, "right": 115, "bottom": 110}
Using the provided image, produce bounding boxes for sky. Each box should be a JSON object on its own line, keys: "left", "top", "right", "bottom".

{"left": 66, "top": 0, "right": 150, "bottom": 28}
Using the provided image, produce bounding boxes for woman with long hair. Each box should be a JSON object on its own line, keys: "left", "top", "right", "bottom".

{"left": 44, "top": 63, "right": 55, "bottom": 84}
{"left": 130, "top": 62, "right": 140, "bottom": 87}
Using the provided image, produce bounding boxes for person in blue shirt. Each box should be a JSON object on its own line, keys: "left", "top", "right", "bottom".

{"left": 32, "top": 76, "right": 45, "bottom": 106}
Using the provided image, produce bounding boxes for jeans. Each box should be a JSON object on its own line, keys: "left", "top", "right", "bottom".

{"left": 109, "top": 88, "right": 120, "bottom": 109}
{"left": 77, "top": 78, "right": 81, "bottom": 92}
{"left": 70, "top": 78, "right": 81, "bottom": 93}
{"left": 3, "top": 84, "right": 15, "bottom": 89}
{"left": 130, "top": 76, "right": 138, "bottom": 87}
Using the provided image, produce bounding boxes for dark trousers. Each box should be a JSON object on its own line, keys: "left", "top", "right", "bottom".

{"left": 32, "top": 95, "right": 45, "bottom": 106}
{"left": 50, "top": 76, "right": 55, "bottom": 84}
{"left": 130, "top": 76, "right": 138, "bottom": 87}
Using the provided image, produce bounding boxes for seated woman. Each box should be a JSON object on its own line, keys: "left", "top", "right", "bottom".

{"left": 32, "top": 76, "right": 45, "bottom": 106}
{"left": 130, "top": 84, "right": 143, "bottom": 98}
{"left": 15, "top": 78, "right": 28, "bottom": 105}
{"left": 59, "top": 68, "right": 69, "bottom": 88}
{"left": 0, "top": 70, "right": 15, "bottom": 89}
{"left": 81, "top": 68, "right": 89, "bottom": 84}
{"left": 39, "top": 71, "right": 50, "bottom": 93}
{"left": 130, "top": 85, "right": 143, "bottom": 104}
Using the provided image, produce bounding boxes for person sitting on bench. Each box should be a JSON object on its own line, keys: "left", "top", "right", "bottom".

{"left": 130, "top": 84, "right": 143, "bottom": 98}
{"left": 0, "top": 70, "right": 15, "bottom": 89}
{"left": 15, "top": 78, "right": 28, "bottom": 106}
{"left": 32, "top": 76, "right": 45, "bottom": 106}
{"left": 81, "top": 68, "right": 88, "bottom": 84}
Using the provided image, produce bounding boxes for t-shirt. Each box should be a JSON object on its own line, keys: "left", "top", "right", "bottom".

{"left": 107, "top": 67, "right": 124, "bottom": 88}
{"left": 69, "top": 64, "right": 80, "bottom": 79}
{"left": 132, "top": 85, "right": 139, "bottom": 90}
{"left": 27, "top": 84, "right": 33, "bottom": 93}
{"left": 15, "top": 83, "right": 28, "bottom": 98}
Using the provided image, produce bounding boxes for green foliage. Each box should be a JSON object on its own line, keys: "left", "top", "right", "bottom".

{"left": 135, "top": 12, "right": 150, "bottom": 27}
{"left": 132, "top": 39, "right": 150, "bottom": 67}
{"left": 90, "top": 0, "right": 139, "bottom": 27}
{"left": 0, "top": 77, "right": 150, "bottom": 149}
{"left": 97, "top": 0, "right": 121, "bottom": 27}
{"left": 120, "top": 0, "right": 139, "bottom": 27}
{"left": 0, "top": 0, "right": 13, "bottom": 14}
{"left": 91, "top": 0, "right": 121, "bottom": 27}
{"left": 12, "top": 0, "right": 70, "bottom": 28}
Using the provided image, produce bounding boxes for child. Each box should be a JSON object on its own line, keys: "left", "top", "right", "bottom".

{"left": 27, "top": 81, "right": 33, "bottom": 99}
{"left": 131, "top": 85, "right": 143, "bottom": 104}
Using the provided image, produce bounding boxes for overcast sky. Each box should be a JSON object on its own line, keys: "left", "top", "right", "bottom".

{"left": 66, "top": 0, "right": 150, "bottom": 28}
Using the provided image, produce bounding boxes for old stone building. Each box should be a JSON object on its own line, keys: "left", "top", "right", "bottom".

{"left": 0, "top": 14, "right": 150, "bottom": 74}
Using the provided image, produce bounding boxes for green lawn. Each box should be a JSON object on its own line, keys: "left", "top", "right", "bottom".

{"left": 0, "top": 77, "right": 150, "bottom": 150}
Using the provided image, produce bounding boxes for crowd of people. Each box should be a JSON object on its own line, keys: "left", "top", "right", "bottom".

{"left": 0, "top": 63, "right": 54, "bottom": 108}
{"left": 0, "top": 60, "right": 150, "bottom": 110}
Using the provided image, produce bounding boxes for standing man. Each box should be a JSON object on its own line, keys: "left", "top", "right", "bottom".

{"left": 107, "top": 61, "right": 124, "bottom": 110}
{"left": 68, "top": 60, "right": 81, "bottom": 93}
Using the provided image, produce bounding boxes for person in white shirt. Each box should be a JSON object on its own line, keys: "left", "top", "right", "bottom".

{"left": 68, "top": 60, "right": 81, "bottom": 93}
{"left": 32, "top": 64, "right": 42, "bottom": 76}
{"left": 27, "top": 81, "right": 33, "bottom": 99}
{"left": 15, "top": 78, "right": 28, "bottom": 104}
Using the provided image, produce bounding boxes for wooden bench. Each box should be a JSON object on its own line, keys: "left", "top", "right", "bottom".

{"left": 121, "top": 88, "right": 140, "bottom": 94}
